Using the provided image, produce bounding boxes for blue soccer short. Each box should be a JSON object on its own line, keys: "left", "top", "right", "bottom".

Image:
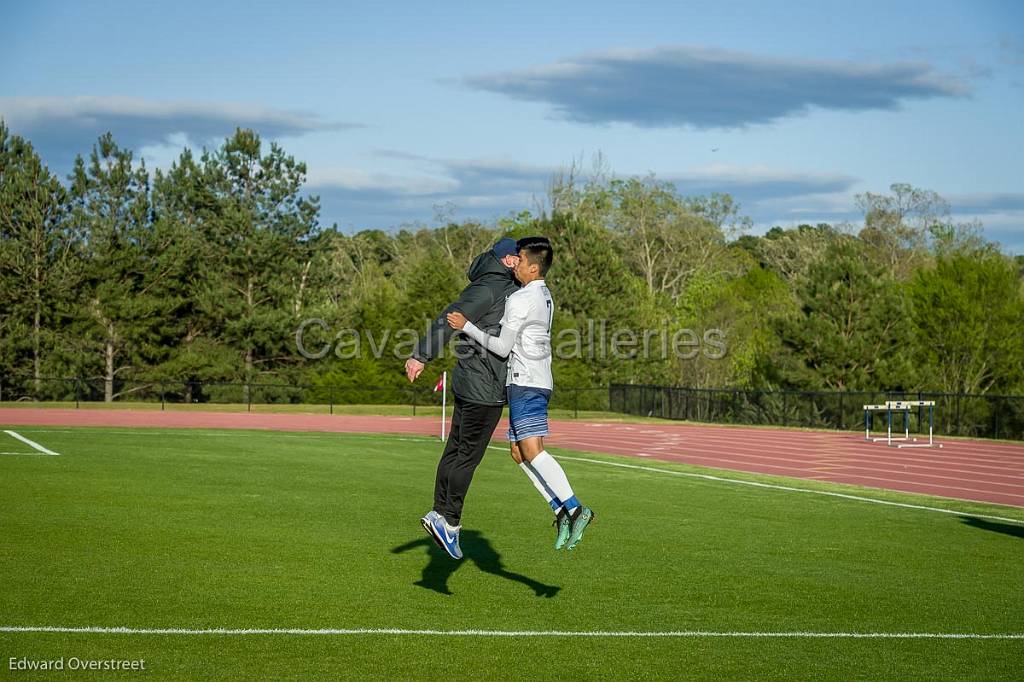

{"left": 506, "top": 384, "right": 552, "bottom": 442}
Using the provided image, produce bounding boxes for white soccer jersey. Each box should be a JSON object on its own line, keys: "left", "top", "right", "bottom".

{"left": 461, "top": 279, "right": 553, "bottom": 390}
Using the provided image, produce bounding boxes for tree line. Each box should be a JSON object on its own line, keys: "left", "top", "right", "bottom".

{"left": 1, "top": 123, "right": 1022, "bottom": 403}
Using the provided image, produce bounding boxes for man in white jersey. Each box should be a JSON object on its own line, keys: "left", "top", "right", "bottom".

{"left": 447, "top": 237, "right": 594, "bottom": 551}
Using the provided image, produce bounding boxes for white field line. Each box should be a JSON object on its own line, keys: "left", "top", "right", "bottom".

{"left": 6, "top": 429, "right": 1022, "bottom": 523}
{"left": 2, "top": 430, "right": 59, "bottom": 456}
{"left": 495, "top": 449, "right": 1024, "bottom": 526}
{"left": 0, "top": 626, "right": 1021, "bottom": 639}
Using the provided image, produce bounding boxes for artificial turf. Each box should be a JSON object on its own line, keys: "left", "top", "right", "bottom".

{"left": 1, "top": 426, "right": 1021, "bottom": 680}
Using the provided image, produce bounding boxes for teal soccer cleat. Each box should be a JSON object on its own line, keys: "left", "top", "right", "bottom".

{"left": 567, "top": 507, "right": 594, "bottom": 550}
{"left": 554, "top": 509, "right": 572, "bottom": 550}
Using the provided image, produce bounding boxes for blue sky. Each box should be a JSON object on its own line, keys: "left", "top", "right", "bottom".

{"left": 2, "top": 0, "right": 1023, "bottom": 250}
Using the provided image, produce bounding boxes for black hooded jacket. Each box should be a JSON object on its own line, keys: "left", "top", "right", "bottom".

{"left": 412, "top": 250, "right": 519, "bottom": 405}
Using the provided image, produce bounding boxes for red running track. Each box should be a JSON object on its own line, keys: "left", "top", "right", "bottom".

{"left": 2, "top": 408, "right": 1023, "bottom": 508}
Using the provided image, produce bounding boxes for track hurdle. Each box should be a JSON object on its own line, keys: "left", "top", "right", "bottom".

{"left": 863, "top": 402, "right": 910, "bottom": 444}
{"left": 862, "top": 401, "right": 942, "bottom": 448}
{"left": 888, "top": 400, "right": 942, "bottom": 449}
{"left": 863, "top": 404, "right": 890, "bottom": 441}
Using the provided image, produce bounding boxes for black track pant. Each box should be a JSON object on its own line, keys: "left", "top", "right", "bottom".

{"left": 433, "top": 397, "right": 504, "bottom": 526}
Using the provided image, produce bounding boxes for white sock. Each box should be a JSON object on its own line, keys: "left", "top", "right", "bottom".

{"left": 528, "top": 451, "right": 578, "bottom": 511}
{"left": 520, "top": 461, "right": 562, "bottom": 512}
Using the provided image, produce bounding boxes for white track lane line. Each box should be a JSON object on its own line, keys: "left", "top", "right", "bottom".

{"left": 548, "top": 437, "right": 1024, "bottom": 502}
{"left": 487, "top": 447, "right": 1024, "bottom": 525}
{"left": 560, "top": 437, "right": 1024, "bottom": 489}
{"left": 551, "top": 424, "right": 1024, "bottom": 462}
{"left": 0, "top": 626, "right": 1021, "bottom": 639}
{"left": 2, "top": 430, "right": 59, "bottom": 456}
{"left": 555, "top": 431, "right": 1022, "bottom": 470}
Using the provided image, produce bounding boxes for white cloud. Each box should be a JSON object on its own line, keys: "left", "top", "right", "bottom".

{"left": 0, "top": 95, "right": 360, "bottom": 169}
{"left": 306, "top": 167, "right": 458, "bottom": 195}
{"left": 464, "top": 46, "right": 970, "bottom": 129}
{"left": 671, "top": 164, "right": 857, "bottom": 200}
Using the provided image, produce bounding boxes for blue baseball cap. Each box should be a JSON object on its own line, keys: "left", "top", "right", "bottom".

{"left": 492, "top": 237, "right": 518, "bottom": 259}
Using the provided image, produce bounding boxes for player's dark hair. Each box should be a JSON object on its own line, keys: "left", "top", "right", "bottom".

{"left": 516, "top": 236, "right": 553, "bottom": 276}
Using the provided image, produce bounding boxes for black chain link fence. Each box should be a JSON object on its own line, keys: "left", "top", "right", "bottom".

{"left": 0, "top": 375, "right": 609, "bottom": 418}
{"left": 11, "top": 375, "right": 1017, "bottom": 438}
{"left": 609, "top": 384, "right": 1024, "bottom": 441}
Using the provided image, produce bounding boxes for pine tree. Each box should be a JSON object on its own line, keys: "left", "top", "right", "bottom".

{"left": 149, "top": 147, "right": 236, "bottom": 400}
{"left": 67, "top": 133, "right": 160, "bottom": 401}
{"left": 199, "top": 129, "right": 320, "bottom": 401}
{"left": 0, "top": 124, "right": 80, "bottom": 398}
{"left": 775, "top": 237, "right": 913, "bottom": 391}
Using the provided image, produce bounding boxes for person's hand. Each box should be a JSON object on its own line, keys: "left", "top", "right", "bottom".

{"left": 446, "top": 311, "right": 468, "bottom": 330}
{"left": 405, "top": 357, "right": 425, "bottom": 383}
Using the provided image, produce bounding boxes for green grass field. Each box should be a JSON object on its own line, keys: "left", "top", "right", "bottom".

{"left": 1, "top": 426, "right": 1022, "bottom": 680}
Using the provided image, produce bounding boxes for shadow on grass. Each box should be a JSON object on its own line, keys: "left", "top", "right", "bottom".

{"left": 961, "top": 516, "right": 1024, "bottom": 539}
{"left": 392, "top": 530, "right": 561, "bottom": 598}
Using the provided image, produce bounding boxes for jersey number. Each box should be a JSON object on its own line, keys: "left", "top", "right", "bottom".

{"left": 545, "top": 300, "right": 553, "bottom": 332}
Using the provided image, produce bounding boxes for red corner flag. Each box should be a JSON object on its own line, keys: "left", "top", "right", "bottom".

{"left": 434, "top": 375, "right": 445, "bottom": 392}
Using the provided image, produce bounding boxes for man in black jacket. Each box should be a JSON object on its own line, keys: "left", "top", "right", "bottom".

{"left": 405, "top": 238, "right": 520, "bottom": 559}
